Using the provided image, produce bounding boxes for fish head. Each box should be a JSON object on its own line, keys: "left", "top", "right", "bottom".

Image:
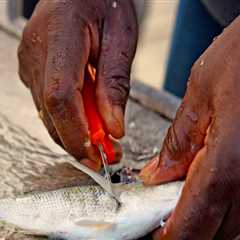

{"left": 112, "top": 181, "right": 184, "bottom": 239}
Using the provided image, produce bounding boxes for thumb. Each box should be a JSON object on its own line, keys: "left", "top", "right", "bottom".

{"left": 96, "top": 0, "right": 138, "bottom": 139}
{"left": 140, "top": 84, "right": 211, "bottom": 185}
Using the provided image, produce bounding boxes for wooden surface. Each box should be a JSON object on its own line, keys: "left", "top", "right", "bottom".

{"left": 130, "top": 80, "right": 180, "bottom": 120}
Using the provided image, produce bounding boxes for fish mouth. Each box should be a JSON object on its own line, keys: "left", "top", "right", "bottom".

{"left": 110, "top": 167, "right": 141, "bottom": 184}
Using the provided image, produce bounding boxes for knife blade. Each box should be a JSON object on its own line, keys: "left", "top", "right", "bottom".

{"left": 82, "top": 65, "right": 120, "bottom": 201}
{"left": 98, "top": 144, "right": 112, "bottom": 187}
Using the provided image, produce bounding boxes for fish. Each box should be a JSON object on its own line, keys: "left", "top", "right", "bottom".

{"left": 0, "top": 181, "right": 183, "bottom": 240}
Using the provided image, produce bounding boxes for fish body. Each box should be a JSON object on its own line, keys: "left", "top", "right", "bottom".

{"left": 0, "top": 181, "right": 183, "bottom": 240}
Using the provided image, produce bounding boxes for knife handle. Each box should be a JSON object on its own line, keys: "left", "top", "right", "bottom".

{"left": 82, "top": 68, "right": 116, "bottom": 164}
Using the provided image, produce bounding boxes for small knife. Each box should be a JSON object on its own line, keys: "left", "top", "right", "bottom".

{"left": 82, "top": 65, "right": 119, "bottom": 200}
{"left": 98, "top": 144, "right": 112, "bottom": 182}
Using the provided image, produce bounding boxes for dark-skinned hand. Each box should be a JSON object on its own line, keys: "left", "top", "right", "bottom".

{"left": 141, "top": 16, "right": 240, "bottom": 240}
{"left": 18, "top": 0, "right": 138, "bottom": 171}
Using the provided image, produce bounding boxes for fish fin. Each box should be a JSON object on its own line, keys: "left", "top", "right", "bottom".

{"left": 75, "top": 220, "right": 114, "bottom": 230}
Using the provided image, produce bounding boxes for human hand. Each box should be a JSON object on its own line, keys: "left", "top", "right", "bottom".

{"left": 141, "top": 16, "right": 240, "bottom": 239}
{"left": 18, "top": 0, "right": 138, "bottom": 170}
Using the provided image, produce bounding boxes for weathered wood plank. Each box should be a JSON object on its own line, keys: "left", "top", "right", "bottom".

{"left": 130, "top": 80, "right": 181, "bottom": 121}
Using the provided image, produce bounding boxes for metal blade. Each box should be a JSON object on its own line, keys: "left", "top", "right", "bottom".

{"left": 98, "top": 144, "right": 112, "bottom": 185}
{"left": 66, "top": 157, "right": 120, "bottom": 203}
{"left": 98, "top": 144, "right": 120, "bottom": 201}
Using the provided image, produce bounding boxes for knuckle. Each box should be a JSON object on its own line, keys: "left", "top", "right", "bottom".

{"left": 163, "top": 123, "right": 191, "bottom": 159}
{"left": 100, "top": 58, "right": 130, "bottom": 106}
{"left": 44, "top": 90, "right": 62, "bottom": 111}
{"left": 106, "top": 75, "right": 130, "bottom": 106}
{"left": 164, "top": 125, "right": 181, "bottom": 155}
{"left": 44, "top": 82, "right": 73, "bottom": 113}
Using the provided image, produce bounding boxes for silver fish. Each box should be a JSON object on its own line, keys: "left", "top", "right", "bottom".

{"left": 0, "top": 181, "right": 183, "bottom": 240}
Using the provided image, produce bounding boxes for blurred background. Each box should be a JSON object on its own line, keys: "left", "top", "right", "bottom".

{"left": 0, "top": 0, "right": 227, "bottom": 100}
{"left": 22, "top": 0, "right": 179, "bottom": 90}
{"left": 0, "top": 0, "right": 179, "bottom": 90}
{"left": 133, "top": 0, "right": 178, "bottom": 89}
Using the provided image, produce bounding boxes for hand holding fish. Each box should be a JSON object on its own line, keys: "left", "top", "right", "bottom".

{"left": 141, "top": 16, "right": 240, "bottom": 240}
{"left": 18, "top": 0, "right": 138, "bottom": 170}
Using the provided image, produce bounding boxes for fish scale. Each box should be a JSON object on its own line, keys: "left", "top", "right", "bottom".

{"left": 0, "top": 181, "right": 184, "bottom": 240}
